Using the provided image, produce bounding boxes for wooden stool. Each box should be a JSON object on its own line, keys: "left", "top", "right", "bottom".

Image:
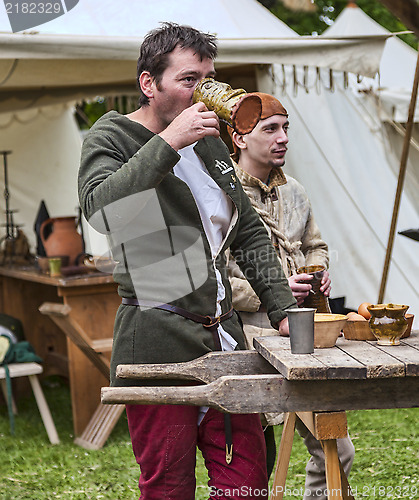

{"left": 0, "top": 362, "right": 60, "bottom": 444}
{"left": 271, "top": 411, "right": 354, "bottom": 500}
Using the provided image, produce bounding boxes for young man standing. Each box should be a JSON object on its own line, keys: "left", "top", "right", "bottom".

{"left": 79, "top": 24, "right": 296, "bottom": 499}
{"left": 228, "top": 92, "right": 355, "bottom": 500}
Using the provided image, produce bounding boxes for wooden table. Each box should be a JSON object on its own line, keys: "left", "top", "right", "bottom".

{"left": 103, "top": 334, "right": 419, "bottom": 413}
{"left": 0, "top": 265, "right": 119, "bottom": 436}
{"left": 102, "top": 333, "right": 419, "bottom": 498}
{"left": 253, "top": 335, "right": 419, "bottom": 499}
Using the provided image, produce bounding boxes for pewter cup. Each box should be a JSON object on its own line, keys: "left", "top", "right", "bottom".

{"left": 287, "top": 307, "right": 316, "bottom": 354}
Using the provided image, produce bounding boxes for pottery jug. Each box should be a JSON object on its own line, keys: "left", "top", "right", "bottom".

{"left": 367, "top": 303, "right": 409, "bottom": 346}
{"left": 40, "top": 216, "right": 84, "bottom": 266}
{"left": 297, "top": 265, "right": 332, "bottom": 313}
{"left": 193, "top": 78, "right": 247, "bottom": 126}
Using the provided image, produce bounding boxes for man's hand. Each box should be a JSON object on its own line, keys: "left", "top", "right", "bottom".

{"left": 288, "top": 273, "right": 313, "bottom": 306}
{"left": 159, "top": 102, "right": 220, "bottom": 150}
{"left": 278, "top": 317, "right": 289, "bottom": 336}
{"left": 319, "top": 270, "right": 331, "bottom": 297}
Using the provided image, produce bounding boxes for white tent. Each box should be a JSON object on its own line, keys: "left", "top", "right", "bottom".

{"left": 324, "top": 2, "right": 419, "bottom": 122}
{"left": 0, "top": 105, "right": 81, "bottom": 250}
{"left": 3, "top": 0, "right": 416, "bottom": 329}
{"left": 0, "top": 0, "right": 390, "bottom": 112}
{"left": 0, "top": 0, "right": 390, "bottom": 249}
{"left": 323, "top": 3, "right": 419, "bottom": 221}
{"left": 263, "top": 3, "right": 419, "bottom": 328}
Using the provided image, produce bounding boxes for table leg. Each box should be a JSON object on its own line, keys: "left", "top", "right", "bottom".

{"left": 322, "top": 439, "right": 343, "bottom": 500}
{"left": 29, "top": 374, "right": 60, "bottom": 445}
{"left": 1, "top": 379, "right": 17, "bottom": 414}
{"left": 271, "top": 411, "right": 353, "bottom": 500}
{"left": 339, "top": 460, "right": 355, "bottom": 500}
{"left": 58, "top": 286, "right": 119, "bottom": 436}
{"left": 270, "top": 412, "right": 296, "bottom": 500}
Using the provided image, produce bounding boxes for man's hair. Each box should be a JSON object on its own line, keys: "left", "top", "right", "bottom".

{"left": 137, "top": 22, "right": 218, "bottom": 107}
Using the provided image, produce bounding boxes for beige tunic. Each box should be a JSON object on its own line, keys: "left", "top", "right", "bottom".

{"left": 229, "top": 162, "right": 329, "bottom": 314}
{"left": 228, "top": 163, "right": 329, "bottom": 425}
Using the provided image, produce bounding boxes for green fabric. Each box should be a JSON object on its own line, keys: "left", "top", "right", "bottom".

{"left": 2, "top": 341, "right": 42, "bottom": 365}
{"left": 78, "top": 111, "right": 297, "bottom": 387}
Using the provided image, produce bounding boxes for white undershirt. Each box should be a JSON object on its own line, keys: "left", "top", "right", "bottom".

{"left": 174, "top": 143, "right": 238, "bottom": 424}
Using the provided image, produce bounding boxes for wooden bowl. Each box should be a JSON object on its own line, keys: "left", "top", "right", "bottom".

{"left": 314, "top": 313, "right": 348, "bottom": 348}
{"left": 401, "top": 313, "right": 414, "bottom": 338}
{"left": 342, "top": 317, "right": 374, "bottom": 340}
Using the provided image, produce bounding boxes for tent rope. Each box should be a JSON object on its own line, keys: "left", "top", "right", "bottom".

{"left": 0, "top": 60, "right": 18, "bottom": 87}
{"left": 278, "top": 65, "right": 354, "bottom": 96}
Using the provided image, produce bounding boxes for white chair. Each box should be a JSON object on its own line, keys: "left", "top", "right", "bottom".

{"left": 0, "top": 362, "right": 60, "bottom": 444}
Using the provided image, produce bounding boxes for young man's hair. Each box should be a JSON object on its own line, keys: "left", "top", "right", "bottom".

{"left": 137, "top": 22, "right": 218, "bottom": 107}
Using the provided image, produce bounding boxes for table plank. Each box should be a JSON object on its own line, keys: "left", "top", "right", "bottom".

{"left": 372, "top": 342, "right": 419, "bottom": 376}
{"left": 312, "top": 346, "right": 367, "bottom": 380}
{"left": 0, "top": 265, "right": 114, "bottom": 287}
{"left": 402, "top": 333, "right": 419, "bottom": 349}
{"left": 336, "top": 338, "right": 405, "bottom": 378}
{"left": 117, "top": 351, "right": 278, "bottom": 384}
{"left": 102, "top": 375, "right": 419, "bottom": 413}
{"left": 254, "top": 336, "right": 328, "bottom": 380}
{"left": 254, "top": 337, "right": 367, "bottom": 380}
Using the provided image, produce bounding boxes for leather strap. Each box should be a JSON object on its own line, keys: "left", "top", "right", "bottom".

{"left": 224, "top": 413, "right": 233, "bottom": 464}
{"left": 121, "top": 298, "right": 234, "bottom": 329}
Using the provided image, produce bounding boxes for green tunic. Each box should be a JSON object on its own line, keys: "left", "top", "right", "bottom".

{"left": 78, "top": 111, "right": 296, "bottom": 386}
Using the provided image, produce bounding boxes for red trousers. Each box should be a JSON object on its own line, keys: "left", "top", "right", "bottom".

{"left": 126, "top": 404, "right": 268, "bottom": 499}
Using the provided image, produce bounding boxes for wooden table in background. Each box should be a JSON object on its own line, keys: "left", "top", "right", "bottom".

{"left": 0, "top": 265, "right": 119, "bottom": 436}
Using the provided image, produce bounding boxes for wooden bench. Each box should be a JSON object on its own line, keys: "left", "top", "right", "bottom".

{"left": 39, "top": 302, "right": 124, "bottom": 449}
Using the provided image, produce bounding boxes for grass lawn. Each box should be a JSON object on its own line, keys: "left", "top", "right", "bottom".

{"left": 0, "top": 376, "right": 418, "bottom": 499}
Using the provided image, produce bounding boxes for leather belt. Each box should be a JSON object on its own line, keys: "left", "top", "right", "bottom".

{"left": 121, "top": 298, "right": 234, "bottom": 350}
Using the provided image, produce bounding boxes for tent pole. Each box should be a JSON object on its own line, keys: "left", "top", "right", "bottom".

{"left": 378, "top": 50, "right": 419, "bottom": 303}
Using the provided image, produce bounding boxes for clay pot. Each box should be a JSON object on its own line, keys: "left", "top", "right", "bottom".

{"left": 40, "top": 217, "right": 84, "bottom": 266}
{"left": 367, "top": 303, "right": 409, "bottom": 346}
{"left": 402, "top": 313, "right": 414, "bottom": 338}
